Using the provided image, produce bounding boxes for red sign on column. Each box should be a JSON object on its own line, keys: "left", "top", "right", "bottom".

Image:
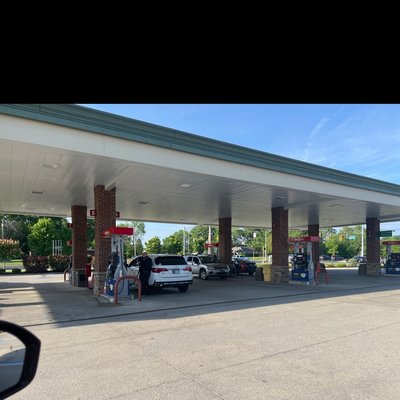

{"left": 89, "top": 209, "right": 119, "bottom": 217}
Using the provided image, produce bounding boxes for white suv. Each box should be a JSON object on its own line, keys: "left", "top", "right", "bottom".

{"left": 128, "top": 254, "right": 193, "bottom": 292}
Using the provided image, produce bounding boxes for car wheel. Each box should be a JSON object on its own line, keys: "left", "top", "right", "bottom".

{"left": 178, "top": 285, "right": 188, "bottom": 292}
{"left": 199, "top": 269, "right": 208, "bottom": 280}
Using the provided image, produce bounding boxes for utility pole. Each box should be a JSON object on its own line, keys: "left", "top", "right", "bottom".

{"left": 133, "top": 234, "right": 136, "bottom": 257}
{"left": 182, "top": 227, "right": 186, "bottom": 255}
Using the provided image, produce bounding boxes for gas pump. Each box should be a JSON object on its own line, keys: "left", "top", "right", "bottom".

{"left": 382, "top": 240, "right": 400, "bottom": 275}
{"left": 102, "top": 227, "right": 134, "bottom": 299}
{"left": 289, "top": 236, "right": 319, "bottom": 283}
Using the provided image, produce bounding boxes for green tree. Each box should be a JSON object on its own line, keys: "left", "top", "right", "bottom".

{"left": 319, "top": 228, "right": 337, "bottom": 256}
{"left": 145, "top": 236, "right": 162, "bottom": 253}
{"left": 188, "top": 226, "right": 218, "bottom": 254}
{"left": 1, "top": 214, "right": 39, "bottom": 254}
{"left": 28, "top": 218, "right": 57, "bottom": 256}
{"left": 231, "top": 227, "right": 271, "bottom": 257}
{"left": 163, "top": 231, "right": 184, "bottom": 254}
{"left": 118, "top": 221, "right": 146, "bottom": 257}
{"left": 135, "top": 238, "right": 144, "bottom": 255}
{"left": 232, "top": 228, "right": 254, "bottom": 246}
{"left": 0, "top": 239, "right": 21, "bottom": 265}
{"left": 324, "top": 233, "right": 340, "bottom": 257}
{"left": 28, "top": 217, "right": 70, "bottom": 256}
{"left": 53, "top": 218, "right": 72, "bottom": 255}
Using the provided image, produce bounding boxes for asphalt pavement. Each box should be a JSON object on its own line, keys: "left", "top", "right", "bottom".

{"left": 2, "top": 268, "right": 400, "bottom": 399}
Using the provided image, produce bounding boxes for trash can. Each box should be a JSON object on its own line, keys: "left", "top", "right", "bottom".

{"left": 78, "top": 269, "right": 87, "bottom": 287}
{"left": 255, "top": 267, "right": 264, "bottom": 281}
{"left": 358, "top": 263, "right": 366, "bottom": 275}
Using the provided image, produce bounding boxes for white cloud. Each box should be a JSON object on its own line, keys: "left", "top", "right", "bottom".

{"left": 302, "top": 118, "right": 330, "bottom": 162}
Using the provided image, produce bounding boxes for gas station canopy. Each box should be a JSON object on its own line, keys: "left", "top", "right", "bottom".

{"left": 1, "top": 104, "right": 400, "bottom": 229}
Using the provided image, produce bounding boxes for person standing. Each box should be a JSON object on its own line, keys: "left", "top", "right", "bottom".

{"left": 138, "top": 252, "right": 152, "bottom": 295}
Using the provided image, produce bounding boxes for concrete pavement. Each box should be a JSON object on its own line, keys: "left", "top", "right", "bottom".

{"left": 2, "top": 269, "right": 400, "bottom": 399}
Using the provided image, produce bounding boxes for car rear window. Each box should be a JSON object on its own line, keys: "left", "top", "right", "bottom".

{"left": 199, "top": 256, "right": 219, "bottom": 263}
{"left": 154, "top": 256, "right": 187, "bottom": 266}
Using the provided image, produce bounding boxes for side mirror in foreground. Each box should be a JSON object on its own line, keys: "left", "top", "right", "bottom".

{"left": 0, "top": 320, "right": 41, "bottom": 400}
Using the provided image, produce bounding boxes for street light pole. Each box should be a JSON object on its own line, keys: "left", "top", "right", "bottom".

{"left": 182, "top": 227, "right": 186, "bottom": 255}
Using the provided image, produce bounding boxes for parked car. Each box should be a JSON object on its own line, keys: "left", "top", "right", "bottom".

{"left": 355, "top": 256, "right": 367, "bottom": 263}
{"left": 128, "top": 254, "right": 193, "bottom": 292}
{"left": 183, "top": 254, "right": 230, "bottom": 280}
{"left": 231, "top": 256, "right": 257, "bottom": 276}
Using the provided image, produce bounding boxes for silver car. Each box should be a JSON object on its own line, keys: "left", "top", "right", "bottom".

{"left": 184, "top": 254, "right": 230, "bottom": 280}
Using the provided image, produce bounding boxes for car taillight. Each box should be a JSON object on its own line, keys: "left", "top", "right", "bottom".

{"left": 152, "top": 267, "right": 168, "bottom": 273}
{"left": 183, "top": 266, "right": 192, "bottom": 272}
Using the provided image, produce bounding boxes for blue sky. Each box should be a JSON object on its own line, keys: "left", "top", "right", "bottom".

{"left": 83, "top": 104, "right": 400, "bottom": 241}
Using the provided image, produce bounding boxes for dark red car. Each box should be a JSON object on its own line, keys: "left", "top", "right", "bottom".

{"left": 231, "top": 257, "right": 257, "bottom": 276}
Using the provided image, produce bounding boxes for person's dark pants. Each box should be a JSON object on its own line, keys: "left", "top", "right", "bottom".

{"left": 140, "top": 269, "right": 151, "bottom": 294}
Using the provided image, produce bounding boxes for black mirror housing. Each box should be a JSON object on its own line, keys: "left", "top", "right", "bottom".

{"left": 0, "top": 320, "right": 41, "bottom": 399}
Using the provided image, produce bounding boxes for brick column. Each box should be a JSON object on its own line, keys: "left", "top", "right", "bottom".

{"left": 219, "top": 217, "right": 232, "bottom": 266}
{"left": 366, "top": 217, "right": 380, "bottom": 276}
{"left": 71, "top": 206, "right": 87, "bottom": 287}
{"left": 93, "top": 185, "right": 116, "bottom": 295}
{"left": 271, "top": 207, "right": 289, "bottom": 282}
{"left": 308, "top": 224, "right": 320, "bottom": 266}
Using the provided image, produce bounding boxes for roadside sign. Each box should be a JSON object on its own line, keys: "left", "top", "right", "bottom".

{"left": 379, "top": 230, "right": 393, "bottom": 237}
{"left": 348, "top": 235, "right": 356, "bottom": 240}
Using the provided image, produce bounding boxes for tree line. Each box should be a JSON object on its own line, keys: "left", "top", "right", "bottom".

{"left": 1, "top": 214, "right": 398, "bottom": 260}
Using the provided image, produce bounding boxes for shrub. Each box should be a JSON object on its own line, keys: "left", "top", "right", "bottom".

{"left": 49, "top": 255, "right": 70, "bottom": 272}
{"left": 0, "top": 239, "right": 21, "bottom": 262}
{"left": 12, "top": 268, "right": 21, "bottom": 273}
{"left": 346, "top": 258, "right": 358, "bottom": 267}
{"left": 22, "top": 255, "right": 49, "bottom": 273}
{"left": 335, "top": 262, "right": 347, "bottom": 268}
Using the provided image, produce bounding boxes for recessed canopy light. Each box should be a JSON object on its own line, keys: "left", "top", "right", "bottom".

{"left": 323, "top": 218, "right": 332, "bottom": 221}
{"left": 139, "top": 201, "right": 149, "bottom": 205}
{"left": 41, "top": 161, "right": 60, "bottom": 169}
{"left": 31, "top": 191, "right": 44, "bottom": 195}
{"left": 180, "top": 184, "right": 192, "bottom": 188}
{"left": 329, "top": 204, "right": 342, "bottom": 208}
